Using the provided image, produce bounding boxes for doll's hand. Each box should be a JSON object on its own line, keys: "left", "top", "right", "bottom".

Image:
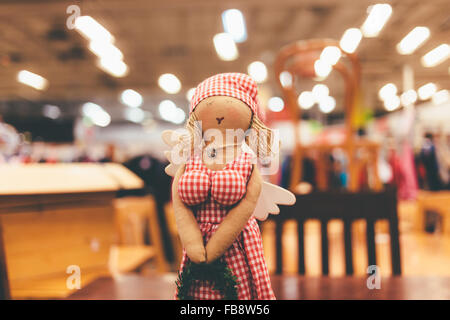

{"left": 172, "top": 164, "right": 207, "bottom": 264}
{"left": 185, "top": 244, "right": 206, "bottom": 264}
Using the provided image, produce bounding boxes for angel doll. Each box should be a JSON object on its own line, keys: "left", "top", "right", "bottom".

{"left": 162, "top": 73, "right": 295, "bottom": 300}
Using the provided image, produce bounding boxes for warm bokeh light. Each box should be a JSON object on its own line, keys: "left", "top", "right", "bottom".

{"left": 361, "top": 4, "right": 393, "bottom": 37}
{"left": 213, "top": 33, "right": 239, "bottom": 61}
{"left": 379, "top": 83, "right": 398, "bottom": 101}
{"left": 247, "top": 61, "right": 268, "bottom": 83}
{"left": 421, "top": 44, "right": 450, "bottom": 67}
{"left": 124, "top": 107, "right": 145, "bottom": 123}
{"left": 98, "top": 58, "right": 128, "bottom": 77}
{"left": 120, "top": 89, "right": 143, "bottom": 108}
{"left": 186, "top": 88, "right": 196, "bottom": 102}
{"left": 279, "top": 71, "right": 293, "bottom": 88}
{"left": 320, "top": 46, "right": 342, "bottom": 66}
{"left": 384, "top": 95, "right": 401, "bottom": 111}
{"left": 158, "top": 100, "right": 186, "bottom": 124}
{"left": 340, "top": 28, "right": 362, "bottom": 53}
{"left": 318, "top": 96, "right": 336, "bottom": 113}
{"left": 74, "top": 16, "right": 114, "bottom": 43}
{"left": 397, "top": 27, "right": 430, "bottom": 55}
{"left": 17, "top": 70, "right": 48, "bottom": 90}
{"left": 298, "top": 91, "right": 315, "bottom": 110}
{"left": 268, "top": 97, "right": 284, "bottom": 112}
{"left": 314, "top": 59, "right": 332, "bottom": 78}
{"left": 158, "top": 73, "right": 181, "bottom": 94}
{"left": 400, "top": 89, "right": 418, "bottom": 106}
{"left": 418, "top": 83, "right": 437, "bottom": 100}
{"left": 221, "top": 9, "right": 247, "bottom": 43}
{"left": 82, "top": 102, "right": 111, "bottom": 127}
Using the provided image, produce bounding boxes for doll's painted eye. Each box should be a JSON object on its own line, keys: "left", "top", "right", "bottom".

{"left": 207, "top": 147, "right": 217, "bottom": 158}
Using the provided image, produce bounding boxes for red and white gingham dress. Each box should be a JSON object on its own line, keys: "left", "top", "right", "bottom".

{"left": 176, "top": 151, "right": 275, "bottom": 300}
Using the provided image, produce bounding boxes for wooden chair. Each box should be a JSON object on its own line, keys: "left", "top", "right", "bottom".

{"left": 113, "top": 195, "right": 169, "bottom": 273}
{"left": 273, "top": 188, "right": 401, "bottom": 276}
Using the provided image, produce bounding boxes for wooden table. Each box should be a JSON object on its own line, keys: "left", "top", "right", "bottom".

{"left": 67, "top": 274, "right": 450, "bottom": 300}
{"left": 0, "top": 163, "right": 144, "bottom": 300}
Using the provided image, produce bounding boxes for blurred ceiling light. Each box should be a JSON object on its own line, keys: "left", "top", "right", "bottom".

{"left": 279, "top": 71, "right": 293, "bottom": 88}
{"left": 159, "top": 100, "right": 176, "bottom": 121}
{"left": 378, "top": 83, "right": 397, "bottom": 100}
{"left": 158, "top": 100, "right": 186, "bottom": 124}
{"left": 172, "top": 108, "right": 186, "bottom": 124}
{"left": 314, "top": 59, "right": 332, "bottom": 78}
{"left": 247, "top": 61, "right": 268, "bottom": 83}
{"left": 400, "top": 89, "right": 418, "bottom": 106}
{"left": 186, "top": 88, "right": 196, "bottom": 101}
{"left": 312, "top": 84, "right": 330, "bottom": 100}
{"left": 418, "top": 83, "right": 437, "bottom": 100}
{"left": 43, "top": 104, "right": 61, "bottom": 119}
{"left": 298, "top": 91, "right": 315, "bottom": 110}
{"left": 98, "top": 58, "right": 128, "bottom": 77}
{"left": 158, "top": 73, "right": 181, "bottom": 94}
{"left": 320, "top": 46, "right": 342, "bottom": 66}
{"left": 17, "top": 70, "right": 48, "bottom": 91}
{"left": 213, "top": 33, "right": 239, "bottom": 61}
{"left": 318, "top": 96, "right": 336, "bottom": 113}
{"left": 82, "top": 102, "right": 111, "bottom": 127}
{"left": 396, "top": 27, "right": 430, "bottom": 55}
{"left": 124, "top": 107, "right": 145, "bottom": 123}
{"left": 340, "top": 28, "right": 362, "bottom": 54}
{"left": 432, "top": 89, "right": 449, "bottom": 105}
{"left": 361, "top": 4, "right": 393, "bottom": 37}
{"left": 268, "top": 97, "right": 284, "bottom": 112}
{"left": 421, "top": 44, "right": 450, "bottom": 67}
{"left": 120, "top": 89, "right": 143, "bottom": 108}
{"left": 222, "top": 9, "right": 247, "bottom": 43}
{"left": 384, "top": 95, "right": 401, "bottom": 111}
{"left": 74, "top": 16, "right": 114, "bottom": 43}
{"left": 89, "top": 41, "right": 123, "bottom": 60}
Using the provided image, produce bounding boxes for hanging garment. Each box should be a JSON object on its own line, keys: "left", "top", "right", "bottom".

{"left": 420, "top": 139, "right": 443, "bottom": 191}
{"left": 389, "top": 141, "right": 418, "bottom": 200}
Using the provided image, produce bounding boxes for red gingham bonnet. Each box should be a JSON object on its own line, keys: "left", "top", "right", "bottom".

{"left": 189, "top": 73, "right": 264, "bottom": 120}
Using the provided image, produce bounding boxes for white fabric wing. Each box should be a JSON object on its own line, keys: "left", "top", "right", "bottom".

{"left": 252, "top": 182, "right": 296, "bottom": 221}
{"left": 161, "top": 129, "right": 189, "bottom": 177}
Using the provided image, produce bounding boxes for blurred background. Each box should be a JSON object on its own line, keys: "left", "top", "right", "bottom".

{"left": 0, "top": 0, "right": 449, "bottom": 300}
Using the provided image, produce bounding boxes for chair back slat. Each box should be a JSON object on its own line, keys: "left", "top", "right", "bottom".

{"left": 366, "top": 218, "right": 377, "bottom": 268}
{"left": 343, "top": 219, "right": 354, "bottom": 275}
{"left": 297, "top": 220, "right": 305, "bottom": 275}
{"left": 321, "top": 220, "right": 329, "bottom": 275}
{"left": 274, "top": 188, "right": 401, "bottom": 275}
{"left": 275, "top": 220, "right": 284, "bottom": 275}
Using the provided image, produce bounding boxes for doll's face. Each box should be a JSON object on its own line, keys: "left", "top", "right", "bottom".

{"left": 193, "top": 96, "right": 252, "bottom": 168}
{"left": 193, "top": 96, "right": 252, "bottom": 133}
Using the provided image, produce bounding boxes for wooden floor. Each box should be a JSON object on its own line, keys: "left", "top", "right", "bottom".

{"left": 261, "top": 219, "right": 450, "bottom": 277}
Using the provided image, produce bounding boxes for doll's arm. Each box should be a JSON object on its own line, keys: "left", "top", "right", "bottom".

{"left": 205, "top": 166, "right": 262, "bottom": 263}
{"left": 172, "top": 164, "right": 206, "bottom": 263}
